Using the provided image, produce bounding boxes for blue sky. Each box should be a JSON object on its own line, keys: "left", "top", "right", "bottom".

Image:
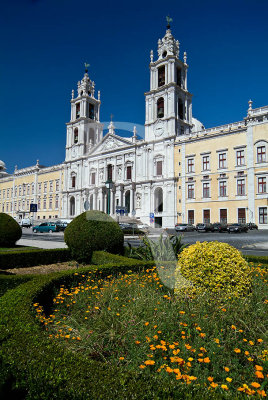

{"left": 1, "top": 0, "right": 268, "bottom": 173}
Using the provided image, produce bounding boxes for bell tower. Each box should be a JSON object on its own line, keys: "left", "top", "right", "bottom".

{"left": 65, "top": 64, "right": 103, "bottom": 161}
{"left": 145, "top": 19, "right": 193, "bottom": 141}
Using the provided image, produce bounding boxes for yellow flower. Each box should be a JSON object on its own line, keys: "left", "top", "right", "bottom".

{"left": 226, "top": 377, "right": 232, "bottom": 383}
{"left": 221, "top": 384, "right": 228, "bottom": 390}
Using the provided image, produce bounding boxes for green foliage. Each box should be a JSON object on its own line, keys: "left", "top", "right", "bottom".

{"left": 0, "top": 213, "right": 22, "bottom": 247}
{"left": 176, "top": 241, "right": 252, "bottom": 300}
{"left": 244, "top": 254, "right": 268, "bottom": 266}
{"left": 64, "top": 211, "right": 124, "bottom": 263}
{"left": 0, "top": 260, "right": 266, "bottom": 399}
{"left": 0, "top": 274, "right": 34, "bottom": 297}
{"left": 127, "top": 234, "right": 187, "bottom": 261}
{"left": 0, "top": 248, "right": 71, "bottom": 270}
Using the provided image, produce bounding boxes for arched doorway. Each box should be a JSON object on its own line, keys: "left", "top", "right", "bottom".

{"left": 125, "top": 190, "right": 130, "bottom": 213}
{"left": 70, "top": 197, "right": 75, "bottom": 216}
{"left": 154, "top": 187, "right": 163, "bottom": 228}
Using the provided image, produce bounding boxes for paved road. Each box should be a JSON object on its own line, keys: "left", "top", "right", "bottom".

{"left": 21, "top": 228, "right": 268, "bottom": 256}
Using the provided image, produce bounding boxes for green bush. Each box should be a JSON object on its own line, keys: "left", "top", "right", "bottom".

{"left": 175, "top": 241, "right": 252, "bottom": 300}
{"left": 0, "top": 248, "right": 71, "bottom": 270}
{"left": 64, "top": 211, "right": 124, "bottom": 263}
{"left": 0, "top": 213, "right": 22, "bottom": 247}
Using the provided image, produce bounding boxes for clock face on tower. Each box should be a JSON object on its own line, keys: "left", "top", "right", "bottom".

{"left": 155, "top": 121, "right": 164, "bottom": 137}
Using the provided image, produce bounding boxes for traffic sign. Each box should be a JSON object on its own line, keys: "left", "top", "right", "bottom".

{"left": 30, "top": 203, "right": 37, "bottom": 212}
{"left": 116, "top": 206, "right": 128, "bottom": 215}
{"left": 149, "top": 212, "right": 154, "bottom": 218}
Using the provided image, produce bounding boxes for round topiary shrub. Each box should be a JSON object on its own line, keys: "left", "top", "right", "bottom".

{"left": 175, "top": 241, "right": 252, "bottom": 300}
{"left": 64, "top": 211, "right": 124, "bottom": 263}
{"left": 0, "top": 212, "right": 22, "bottom": 247}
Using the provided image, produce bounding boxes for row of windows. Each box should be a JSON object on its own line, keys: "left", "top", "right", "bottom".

{"left": 187, "top": 207, "right": 267, "bottom": 225}
{"left": 1, "top": 196, "right": 59, "bottom": 213}
{"left": 186, "top": 146, "right": 266, "bottom": 173}
{"left": 0, "top": 180, "right": 60, "bottom": 200}
{"left": 187, "top": 177, "right": 267, "bottom": 199}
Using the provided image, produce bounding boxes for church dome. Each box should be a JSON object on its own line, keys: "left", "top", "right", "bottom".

{"left": 0, "top": 160, "right": 6, "bottom": 170}
{"left": 192, "top": 118, "right": 205, "bottom": 133}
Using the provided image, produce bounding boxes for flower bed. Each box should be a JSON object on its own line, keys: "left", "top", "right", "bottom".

{"left": 0, "top": 257, "right": 267, "bottom": 399}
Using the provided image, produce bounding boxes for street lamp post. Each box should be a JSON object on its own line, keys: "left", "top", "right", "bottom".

{"left": 105, "top": 179, "right": 113, "bottom": 215}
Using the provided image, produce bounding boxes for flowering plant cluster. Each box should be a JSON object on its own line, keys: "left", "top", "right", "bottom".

{"left": 175, "top": 241, "right": 252, "bottom": 299}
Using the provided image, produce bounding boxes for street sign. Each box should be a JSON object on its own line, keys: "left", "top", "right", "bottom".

{"left": 116, "top": 206, "right": 128, "bottom": 215}
{"left": 84, "top": 200, "right": 90, "bottom": 210}
{"left": 149, "top": 213, "right": 154, "bottom": 218}
{"left": 30, "top": 203, "right": 37, "bottom": 212}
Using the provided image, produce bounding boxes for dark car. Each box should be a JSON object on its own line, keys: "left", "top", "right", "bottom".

{"left": 196, "top": 223, "right": 213, "bottom": 232}
{"left": 212, "top": 222, "right": 228, "bottom": 232}
{"left": 227, "top": 223, "right": 248, "bottom": 233}
{"left": 55, "top": 221, "right": 68, "bottom": 231}
{"left": 247, "top": 223, "right": 258, "bottom": 230}
{"left": 175, "top": 223, "right": 195, "bottom": 232}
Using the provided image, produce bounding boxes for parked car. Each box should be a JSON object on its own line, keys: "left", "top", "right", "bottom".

{"left": 247, "top": 222, "right": 258, "bottom": 230}
{"left": 55, "top": 220, "right": 68, "bottom": 231}
{"left": 137, "top": 223, "right": 150, "bottom": 232}
{"left": 227, "top": 223, "right": 248, "bottom": 233}
{"left": 19, "top": 218, "right": 32, "bottom": 228}
{"left": 212, "top": 222, "right": 228, "bottom": 232}
{"left": 32, "top": 223, "right": 60, "bottom": 233}
{"left": 196, "top": 223, "right": 213, "bottom": 232}
{"left": 175, "top": 223, "right": 195, "bottom": 232}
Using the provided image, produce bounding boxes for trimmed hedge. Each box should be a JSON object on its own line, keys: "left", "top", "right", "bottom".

{"left": 0, "top": 212, "right": 22, "bottom": 247}
{"left": 0, "top": 260, "right": 232, "bottom": 400}
{"left": 244, "top": 254, "right": 268, "bottom": 265}
{"left": 0, "top": 248, "right": 71, "bottom": 270}
{"left": 64, "top": 211, "right": 124, "bottom": 263}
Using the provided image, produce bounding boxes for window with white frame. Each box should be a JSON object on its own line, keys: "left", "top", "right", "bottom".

{"left": 236, "top": 150, "right": 245, "bottom": 166}
{"left": 49, "top": 197, "right": 52, "bottom": 209}
{"left": 55, "top": 195, "right": 59, "bottom": 209}
{"left": 3, "top": 190, "right": 5, "bottom": 199}
{"left": 259, "top": 207, "right": 267, "bottom": 224}
{"left": 44, "top": 182, "right": 47, "bottom": 193}
{"left": 32, "top": 183, "right": 35, "bottom": 194}
{"left": 237, "top": 179, "right": 245, "bottom": 196}
{"left": 38, "top": 183, "right": 42, "bottom": 193}
{"left": 203, "top": 182, "right": 210, "bottom": 198}
{"left": 219, "top": 152, "right": 227, "bottom": 169}
{"left": 91, "top": 172, "right": 96, "bottom": 185}
{"left": 187, "top": 158, "right": 194, "bottom": 173}
{"left": 156, "top": 160, "right": 162, "bottom": 176}
{"left": 43, "top": 196, "right": 47, "bottom": 209}
{"left": 7, "top": 189, "right": 9, "bottom": 198}
{"left": 202, "top": 155, "right": 210, "bottom": 171}
{"left": 219, "top": 180, "right": 227, "bottom": 197}
{"left": 27, "top": 184, "right": 30, "bottom": 195}
{"left": 187, "top": 184, "right": 194, "bottom": 199}
{"left": 257, "top": 146, "right": 266, "bottom": 163}
{"left": 258, "top": 177, "right": 266, "bottom": 193}
{"left": 49, "top": 181, "right": 53, "bottom": 192}
{"left": 56, "top": 180, "right": 60, "bottom": 191}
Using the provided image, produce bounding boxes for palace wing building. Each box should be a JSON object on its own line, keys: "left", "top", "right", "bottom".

{"left": 0, "top": 25, "right": 267, "bottom": 228}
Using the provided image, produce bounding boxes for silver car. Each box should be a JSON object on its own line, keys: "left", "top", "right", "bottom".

{"left": 175, "top": 223, "right": 195, "bottom": 232}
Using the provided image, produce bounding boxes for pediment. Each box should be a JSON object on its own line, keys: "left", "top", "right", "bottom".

{"left": 89, "top": 134, "right": 133, "bottom": 155}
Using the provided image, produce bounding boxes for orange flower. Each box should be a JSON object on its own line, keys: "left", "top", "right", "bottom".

{"left": 224, "top": 367, "right": 230, "bottom": 372}
{"left": 119, "top": 357, "right": 124, "bottom": 360}
{"left": 251, "top": 382, "right": 261, "bottom": 388}
{"left": 139, "top": 365, "right": 146, "bottom": 369}
{"left": 207, "top": 376, "right": 214, "bottom": 382}
{"left": 144, "top": 322, "right": 149, "bottom": 326}
{"left": 257, "top": 339, "right": 263, "bottom": 343}
{"left": 255, "top": 371, "right": 264, "bottom": 379}
{"left": 144, "top": 360, "right": 155, "bottom": 365}
{"left": 210, "top": 382, "right": 218, "bottom": 388}
{"left": 234, "top": 348, "right": 241, "bottom": 353}
{"left": 257, "top": 389, "right": 267, "bottom": 397}
{"left": 204, "top": 357, "right": 210, "bottom": 363}
{"left": 245, "top": 351, "right": 250, "bottom": 356}
{"left": 255, "top": 365, "right": 264, "bottom": 371}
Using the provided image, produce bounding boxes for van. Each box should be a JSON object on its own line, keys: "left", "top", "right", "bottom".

{"left": 19, "top": 218, "right": 32, "bottom": 228}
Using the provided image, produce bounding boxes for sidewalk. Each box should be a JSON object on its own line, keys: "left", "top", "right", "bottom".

{"left": 17, "top": 238, "right": 68, "bottom": 249}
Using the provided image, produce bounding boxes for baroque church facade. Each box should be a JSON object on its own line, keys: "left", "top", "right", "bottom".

{"left": 0, "top": 25, "right": 267, "bottom": 228}
{"left": 62, "top": 25, "right": 198, "bottom": 228}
